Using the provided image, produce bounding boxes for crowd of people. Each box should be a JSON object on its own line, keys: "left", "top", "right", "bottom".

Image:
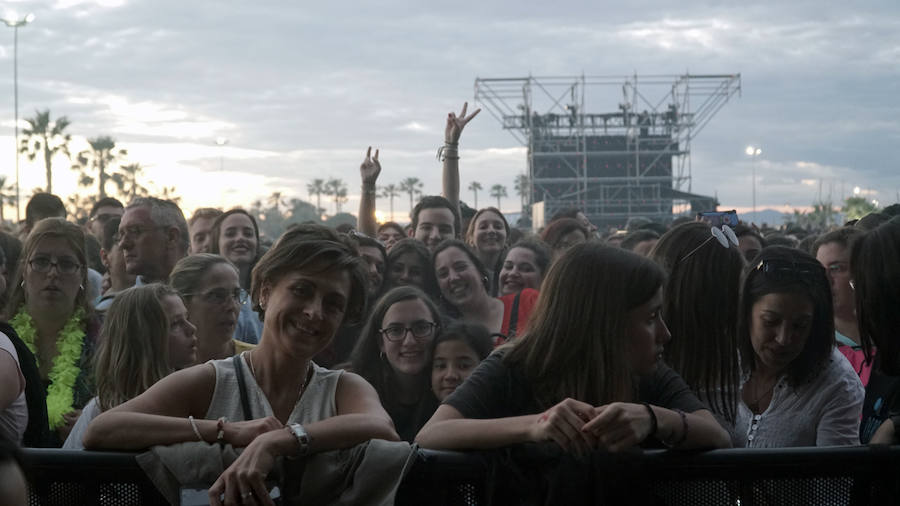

{"left": 1, "top": 102, "right": 900, "bottom": 504}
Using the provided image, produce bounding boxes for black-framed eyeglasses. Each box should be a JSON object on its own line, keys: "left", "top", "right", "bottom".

{"left": 678, "top": 225, "right": 739, "bottom": 264}
{"left": 183, "top": 288, "right": 248, "bottom": 306}
{"left": 28, "top": 256, "right": 83, "bottom": 275}
{"left": 379, "top": 321, "right": 438, "bottom": 342}
{"left": 114, "top": 225, "right": 166, "bottom": 244}
{"left": 755, "top": 258, "right": 825, "bottom": 283}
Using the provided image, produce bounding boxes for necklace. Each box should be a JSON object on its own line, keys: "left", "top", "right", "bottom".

{"left": 747, "top": 375, "right": 778, "bottom": 413}
{"left": 246, "top": 351, "right": 312, "bottom": 400}
{"left": 11, "top": 306, "right": 86, "bottom": 430}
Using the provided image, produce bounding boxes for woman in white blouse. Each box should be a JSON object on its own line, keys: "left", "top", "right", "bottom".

{"left": 735, "top": 246, "right": 864, "bottom": 447}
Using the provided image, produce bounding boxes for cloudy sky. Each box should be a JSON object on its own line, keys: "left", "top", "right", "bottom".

{"left": 0, "top": 0, "right": 896, "bottom": 224}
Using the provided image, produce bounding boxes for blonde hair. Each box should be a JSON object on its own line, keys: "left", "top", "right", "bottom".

{"left": 93, "top": 283, "right": 178, "bottom": 411}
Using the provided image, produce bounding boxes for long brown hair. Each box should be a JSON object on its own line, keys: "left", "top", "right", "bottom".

{"left": 504, "top": 243, "right": 665, "bottom": 409}
{"left": 93, "top": 283, "right": 177, "bottom": 411}
{"left": 650, "top": 222, "right": 744, "bottom": 423}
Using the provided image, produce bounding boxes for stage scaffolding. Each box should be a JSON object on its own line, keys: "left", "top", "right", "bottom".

{"left": 473, "top": 73, "right": 741, "bottom": 229}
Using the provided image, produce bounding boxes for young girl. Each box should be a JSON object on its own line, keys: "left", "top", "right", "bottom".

{"left": 430, "top": 322, "right": 493, "bottom": 402}
{"left": 417, "top": 243, "right": 731, "bottom": 453}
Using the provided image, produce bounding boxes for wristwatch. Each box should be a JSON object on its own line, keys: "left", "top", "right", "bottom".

{"left": 287, "top": 423, "right": 311, "bottom": 457}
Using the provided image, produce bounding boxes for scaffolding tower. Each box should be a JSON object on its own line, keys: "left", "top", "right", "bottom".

{"left": 473, "top": 73, "right": 741, "bottom": 229}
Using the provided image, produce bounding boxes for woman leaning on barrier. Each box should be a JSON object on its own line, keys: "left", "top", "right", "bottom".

{"left": 84, "top": 226, "right": 399, "bottom": 505}
{"left": 415, "top": 243, "right": 732, "bottom": 454}
{"left": 734, "top": 246, "right": 864, "bottom": 447}
{"left": 852, "top": 217, "right": 900, "bottom": 445}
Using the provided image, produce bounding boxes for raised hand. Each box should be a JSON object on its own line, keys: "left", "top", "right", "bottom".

{"left": 529, "top": 398, "right": 597, "bottom": 456}
{"left": 582, "top": 402, "right": 654, "bottom": 453}
{"left": 445, "top": 102, "right": 481, "bottom": 144}
{"left": 360, "top": 146, "right": 381, "bottom": 186}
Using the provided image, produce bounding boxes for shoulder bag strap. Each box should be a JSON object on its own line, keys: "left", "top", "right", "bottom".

{"left": 507, "top": 292, "right": 522, "bottom": 338}
{"left": 232, "top": 354, "right": 253, "bottom": 420}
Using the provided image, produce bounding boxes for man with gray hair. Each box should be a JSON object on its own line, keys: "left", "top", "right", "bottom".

{"left": 117, "top": 197, "right": 189, "bottom": 283}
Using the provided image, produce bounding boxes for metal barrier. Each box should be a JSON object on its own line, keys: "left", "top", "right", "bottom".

{"left": 20, "top": 445, "right": 900, "bottom": 505}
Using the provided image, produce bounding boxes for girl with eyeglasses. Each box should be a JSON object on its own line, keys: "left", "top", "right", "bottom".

{"left": 210, "top": 209, "right": 264, "bottom": 345}
{"left": 735, "top": 246, "right": 863, "bottom": 447}
{"left": 1, "top": 218, "right": 100, "bottom": 447}
{"left": 350, "top": 286, "right": 443, "bottom": 441}
{"left": 416, "top": 243, "right": 731, "bottom": 453}
{"left": 169, "top": 254, "right": 255, "bottom": 364}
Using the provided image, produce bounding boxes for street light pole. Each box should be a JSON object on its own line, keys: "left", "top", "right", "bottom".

{"left": 745, "top": 145, "right": 762, "bottom": 218}
{"left": 3, "top": 13, "right": 34, "bottom": 224}
{"left": 215, "top": 137, "right": 228, "bottom": 171}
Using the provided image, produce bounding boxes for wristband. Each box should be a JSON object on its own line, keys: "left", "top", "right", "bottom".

{"left": 661, "top": 409, "right": 688, "bottom": 448}
{"left": 642, "top": 403, "right": 658, "bottom": 438}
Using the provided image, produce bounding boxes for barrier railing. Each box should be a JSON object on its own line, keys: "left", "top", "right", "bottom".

{"left": 21, "top": 444, "right": 900, "bottom": 505}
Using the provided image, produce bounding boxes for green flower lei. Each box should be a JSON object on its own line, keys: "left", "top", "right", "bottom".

{"left": 11, "top": 306, "right": 86, "bottom": 430}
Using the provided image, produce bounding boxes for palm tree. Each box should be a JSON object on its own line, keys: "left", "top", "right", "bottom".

{"left": 324, "top": 178, "right": 347, "bottom": 214}
{"left": 159, "top": 186, "right": 182, "bottom": 206}
{"left": 0, "top": 176, "right": 14, "bottom": 223}
{"left": 307, "top": 179, "right": 326, "bottom": 216}
{"left": 400, "top": 177, "right": 424, "bottom": 213}
{"left": 268, "top": 191, "right": 287, "bottom": 216}
{"left": 380, "top": 183, "right": 400, "bottom": 221}
{"left": 490, "top": 184, "right": 508, "bottom": 210}
{"left": 71, "top": 136, "right": 127, "bottom": 199}
{"left": 514, "top": 173, "right": 530, "bottom": 212}
{"left": 111, "top": 163, "right": 148, "bottom": 202}
{"left": 20, "top": 110, "right": 72, "bottom": 194}
{"left": 468, "top": 181, "right": 482, "bottom": 209}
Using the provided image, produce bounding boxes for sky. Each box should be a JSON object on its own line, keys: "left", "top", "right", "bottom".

{"left": 0, "top": 0, "right": 897, "bottom": 224}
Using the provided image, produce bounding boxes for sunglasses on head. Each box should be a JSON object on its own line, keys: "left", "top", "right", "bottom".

{"left": 754, "top": 258, "right": 825, "bottom": 284}
{"left": 678, "top": 225, "right": 739, "bottom": 264}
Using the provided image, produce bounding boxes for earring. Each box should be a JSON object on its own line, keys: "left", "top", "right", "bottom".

{"left": 380, "top": 351, "right": 386, "bottom": 361}
{"left": 79, "top": 284, "right": 84, "bottom": 292}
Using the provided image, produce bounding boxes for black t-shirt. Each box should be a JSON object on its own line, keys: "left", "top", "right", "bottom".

{"left": 445, "top": 352, "right": 708, "bottom": 420}
{"left": 861, "top": 371, "right": 900, "bottom": 443}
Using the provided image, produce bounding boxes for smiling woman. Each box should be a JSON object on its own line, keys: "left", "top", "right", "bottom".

{"left": 83, "top": 225, "right": 398, "bottom": 503}
{"left": 350, "top": 286, "right": 443, "bottom": 441}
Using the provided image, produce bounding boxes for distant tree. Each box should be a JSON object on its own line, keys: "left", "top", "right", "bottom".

{"left": 468, "top": 181, "right": 482, "bottom": 209}
{"left": 324, "top": 212, "right": 357, "bottom": 229}
{"left": 514, "top": 174, "right": 530, "bottom": 211}
{"left": 307, "top": 179, "right": 326, "bottom": 217}
{"left": 71, "top": 136, "right": 127, "bottom": 199}
{"left": 286, "top": 197, "right": 321, "bottom": 224}
{"left": 20, "top": 109, "right": 72, "bottom": 194}
{"left": 786, "top": 201, "right": 836, "bottom": 231}
{"left": 842, "top": 195, "right": 879, "bottom": 221}
{"left": 489, "top": 184, "right": 508, "bottom": 209}
{"left": 400, "top": 177, "right": 424, "bottom": 213}
{"left": 380, "top": 183, "right": 400, "bottom": 222}
{"left": 158, "top": 185, "right": 182, "bottom": 206}
{"left": 111, "top": 163, "right": 149, "bottom": 202}
{"left": 0, "top": 176, "right": 14, "bottom": 223}
{"left": 65, "top": 193, "right": 98, "bottom": 225}
{"left": 268, "top": 191, "right": 287, "bottom": 215}
{"left": 324, "top": 178, "right": 348, "bottom": 214}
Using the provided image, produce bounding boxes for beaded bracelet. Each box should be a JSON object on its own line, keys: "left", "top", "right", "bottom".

{"left": 216, "top": 417, "right": 227, "bottom": 445}
{"left": 188, "top": 415, "right": 205, "bottom": 442}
